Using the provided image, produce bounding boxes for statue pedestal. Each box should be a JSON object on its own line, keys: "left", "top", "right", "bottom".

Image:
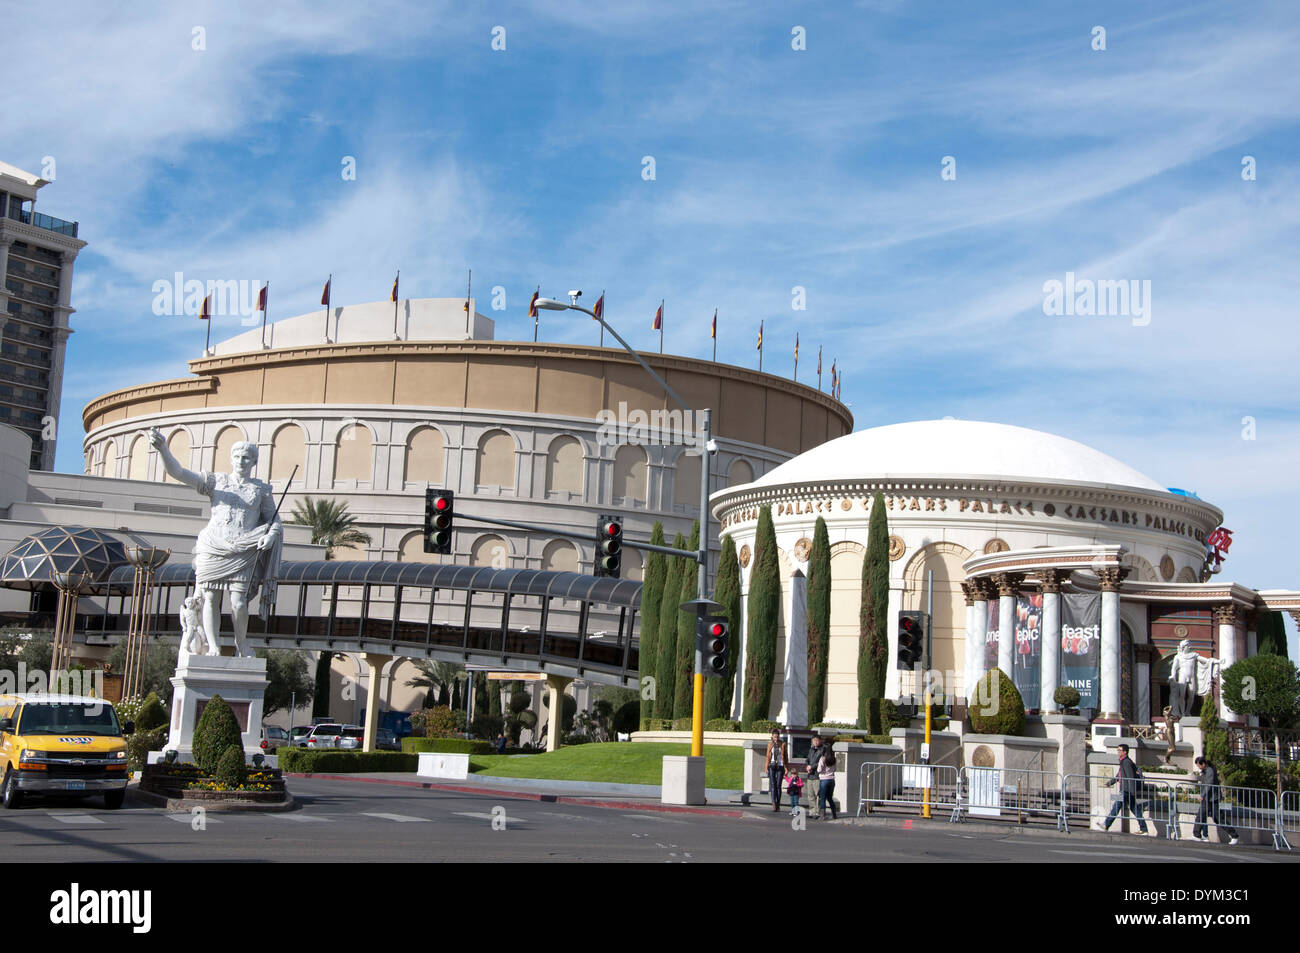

{"left": 165, "top": 655, "right": 269, "bottom": 763}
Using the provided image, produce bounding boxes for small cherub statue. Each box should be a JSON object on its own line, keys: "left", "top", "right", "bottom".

{"left": 178, "top": 592, "right": 211, "bottom": 662}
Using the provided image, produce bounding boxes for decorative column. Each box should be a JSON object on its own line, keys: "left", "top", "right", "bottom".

{"left": 1040, "top": 569, "right": 1064, "bottom": 713}
{"left": 964, "top": 578, "right": 992, "bottom": 700}
{"left": 359, "top": 652, "right": 392, "bottom": 751}
{"left": 1215, "top": 604, "right": 1242, "bottom": 724}
{"left": 1097, "top": 567, "right": 1129, "bottom": 720}
{"left": 544, "top": 674, "right": 573, "bottom": 752}
{"left": 991, "top": 572, "right": 1025, "bottom": 677}
{"left": 781, "top": 569, "right": 808, "bottom": 727}
{"left": 123, "top": 546, "right": 170, "bottom": 700}
{"left": 49, "top": 570, "right": 90, "bottom": 676}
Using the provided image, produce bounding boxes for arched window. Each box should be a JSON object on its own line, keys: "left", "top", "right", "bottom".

{"left": 334, "top": 421, "right": 373, "bottom": 483}
{"left": 476, "top": 430, "right": 515, "bottom": 489}
{"left": 270, "top": 424, "right": 305, "bottom": 484}
{"left": 164, "top": 429, "right": 191, "bottom": 484}
{"left": 728, "top": 459, "right": 754, "bottom": 488}
{"left": 399, "top": 531, "right": 441, "bottom": 564}
{"left": 673, "top": 451, "right": 701, "bottom": 507}
{"left": 471, "top": 535, "right": 510, "bottom": 568}
{"left": 405, "top": 427, "right": 445, "bottom": 485}
{"left": 613, "top": 445, "right": 647, "bottom": 504}
{"left": 128, "top": 435, "right": 149, "bottom": 481}
{"left": 83, "top": 451, "right": 92, "bottom": 475}
{"left": 101, "top": 441, "right": 117, "bottom": 478}
{"left": 213, "top": 426, "right": 242, "bottom": 472}
{"left": 545, "top": 436, "right": 583, "bottom": 496}
{"left": 542, "top": 540, "right": 581, "bottom": 573}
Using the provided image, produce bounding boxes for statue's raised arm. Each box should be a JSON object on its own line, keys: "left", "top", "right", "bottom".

{"left": 148, "top": 427, "right": 203, "bottom": 490}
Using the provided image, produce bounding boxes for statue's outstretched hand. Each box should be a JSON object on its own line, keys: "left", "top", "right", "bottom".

{"left": 148, "top": 427, "right": 166, "bottom": 452}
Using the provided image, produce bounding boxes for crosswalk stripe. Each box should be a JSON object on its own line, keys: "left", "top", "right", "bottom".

{"left": 49, "top": 814, "right": 104, "bottom": 825}
{"left": 452, "top": 811, "right": 524, "bottom": 824}
{"left": 279, "top": 814, "right": 332, "bottom": 822}
{"left": 166, "top": 813, "right": 222, "bottom": 823}
{"left": 360, "top": 812, "right": 430, "bottom": 823}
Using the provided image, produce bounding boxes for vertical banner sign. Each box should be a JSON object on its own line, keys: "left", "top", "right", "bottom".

{"left": 1061, "top": 593, "right": 1102, "bottom": 709}
{"left": 984, "top": 601, "right": 999, "bottom": 670}
{"left": 1014, "top": 592, "right": 1043, "bottom": 709}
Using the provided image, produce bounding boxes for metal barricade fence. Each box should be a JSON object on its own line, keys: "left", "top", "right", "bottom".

{"left": 1059, "top": 773, "right": 1177, "bottom": 837}
{"left": 1172, "top": 782, "right": 1288, "bottom": 851}
{"left": 1280, "top": 792, "right": 1298, "bottom": 851}
{"left": 856, "top": 761, "right": 961, "bottom": 821}
{"left": 956, "top": 766, "right": 1064, "bottom": 826}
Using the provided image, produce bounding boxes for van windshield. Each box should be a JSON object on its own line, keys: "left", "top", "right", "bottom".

{"left": 18, "top": 702, "right": 121, "bottom": 736}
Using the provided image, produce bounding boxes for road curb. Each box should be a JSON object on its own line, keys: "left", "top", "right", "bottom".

{"left": 286, "top": 773, "right": 746, "bottom": 817}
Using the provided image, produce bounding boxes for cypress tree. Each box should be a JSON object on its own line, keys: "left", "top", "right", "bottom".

{"left": 858, "top": 491, "right": 890, "bottom": 728}
{"left": 638, "top": 522, "right": 667, "bottom": 728}
{"left": 807, "top": 516, "right": 832, "bottom": 725}
{"left": 312, "top": 652, "right": 334, "bottom": 719}
{"left": 672, "top": 521, "right": 701, "bottom": 721}
{"left": 474, "top": 671, "right": 489, "bottom": 717}
{"left": 451, "top": 678, "right": 463, "bottom": 711}
{"left": 706, "top": 534, "right": 742, "bottom": 721}
{"left": 742, "top": 506, "right": 780, "bottom": 729}
{"left": 654, "top": 533, "right": 687, "bottom": 719}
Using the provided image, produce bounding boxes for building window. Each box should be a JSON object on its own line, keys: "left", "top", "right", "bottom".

{"left": 334, "top": 421, "right": 373, "bottom": 483}
{"left": 613, "top": 445, "right": 647, "bottom": 504}
{"left": 545, "top": 436, "right": 583, "bottom": 496}
{"left": 404, "top": 426, "right": 445, "bottom": 485}
{"left": 673, "top": 451, "right": 702, "bottom": 507}
{"left": 476, "top": 430, "right": 515, "bottom": 489}
{"left": 471, "top": 535, "right": 509, "bottom": 568}
{"left": 164, "top": 429, "right": 191, "bottom": 483}
{"left": 270, "top": 424, "right": 305, "bottom": 484}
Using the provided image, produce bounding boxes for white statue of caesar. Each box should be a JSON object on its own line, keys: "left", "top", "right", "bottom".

{"left": 149, "top": 428, "right": 282, "bottom": 657}
{"left": 1168, "top": 638, "right": 1219, "bottom": 718}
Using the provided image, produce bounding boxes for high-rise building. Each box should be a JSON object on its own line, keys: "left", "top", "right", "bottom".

{"left": 0, "top": 160, "right": 85, "bottom": 471}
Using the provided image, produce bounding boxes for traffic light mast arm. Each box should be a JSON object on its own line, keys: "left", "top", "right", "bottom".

{"left": 454, "top": 511, "right": 698, "bottom": 561}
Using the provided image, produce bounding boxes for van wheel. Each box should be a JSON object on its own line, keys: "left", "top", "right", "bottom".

{"left": 2, "top": 768, "right": 23, "bottom": 809}
{"left": 104, "top": 789, "right": 125, "bottom": 810}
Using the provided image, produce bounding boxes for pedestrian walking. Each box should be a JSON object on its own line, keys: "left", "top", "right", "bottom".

{"left": 1192, "top": 756, "right": 1239, "bottom": 844}
{"left": 817, "top": 747, "right": 838, "bottom": 819}
{"left": 1103, "top": 743, "right": 1149, "bottom": 834}
{"left": 805, "top": 734, "right": 826, "bottom": 812}
{"left": 764, "top": 729, "right": 788, "bottom": 813}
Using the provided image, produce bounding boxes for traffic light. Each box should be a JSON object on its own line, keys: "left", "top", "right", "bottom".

{"left": 424, "top": 489, "right": 454, "bottom": 554}
{"left": 595, "top": 514, "right": 623, "bottom": 577}
{"left": 700, "top": 615, "right": 730, "bottom": 677}
{"left": 897, "top": 611, "right": 925, "bottom": 670}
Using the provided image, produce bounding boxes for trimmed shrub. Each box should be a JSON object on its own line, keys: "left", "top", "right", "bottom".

{"left": 639, "top": 522, "right": 667, "bottom": 729}
{"left": 192, "top": 695, "right": 243, "bottom": 774}
{"left": 671, "top": 716, "right": 693, "bottom": 731}
{"left": 969, "top": 669, "right": 1026, "bottom": 736}
{"left": 470, "top": 714, "right": 504, "bottom": 741}
{"left": 134, "top": 692, "right": 168, "bottom": 732}
{"left": 562, "top": 733, "right": 593, "bottom": 746}
{"left": 215, "top": 743, "right": 247, "bottom": 789}
{"left": 706, "top": 533, "right": 742, "bottom": 721}
{"left": 811, "top": 721, "right": 855, "bottom": 729}
{"left": 1053, "top": 685, "right": 1081, "bottom": 710}
{"left": 400, "top": 737, "right": 491, "bottom": 756}
{"left": 509, "top": 689, "right": 531, "bottom": 715}
{"left": 858, "top": 492, "right": 889, "bottom": 727}
{"left": 704, "top": 718, "right": 740, "bottom": 732}
{"left": 423, "top": 705, "right": 461, "bottom": 738}
{"left": 742, "top": 508, "right": 780, "bottom": 729}
{"left": 279, "top": 749, "right": 419, "bottom": 773}
{"left": 126, "top": 726, "right": 167, "bottom": 770}
{"left": 1201, "top": 704, "right": 1230, "bottom": 766}
{"left": 750, "top": 719, "right": 781, "bottom": 734}
{"left": 612, "top": 700, "right": 640, "bottom": 736}
{"left": 641, "top": 718, "right": 673, "bottom": 731}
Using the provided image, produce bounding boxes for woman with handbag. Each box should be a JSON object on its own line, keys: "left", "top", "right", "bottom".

{"left": 764, "top": 729, "right": 788, "bottom": 813}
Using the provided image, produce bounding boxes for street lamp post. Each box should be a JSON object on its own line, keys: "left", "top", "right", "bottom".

{"left": 536, "top": 296, "right": 715, "bottom": 760}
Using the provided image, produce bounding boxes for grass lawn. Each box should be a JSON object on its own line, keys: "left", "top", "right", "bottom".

{"left": 469, "top": 742, "right": 744, "bottom": 789}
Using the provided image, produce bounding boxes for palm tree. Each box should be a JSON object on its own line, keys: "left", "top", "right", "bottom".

{"left": 405, "top": 659, "right": 465, "bottom": 706}
{"left": 290, "top": 496, "right": 372, "bottom": 560}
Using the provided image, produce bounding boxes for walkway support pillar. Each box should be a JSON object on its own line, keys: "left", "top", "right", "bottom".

{"left": 359, "top": 652, "right": 393, "bottom": 752}
{"left": 545, "top": 674, "right": 573, "bottom": 752}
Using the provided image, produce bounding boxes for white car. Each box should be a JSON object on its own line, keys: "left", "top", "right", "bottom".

{"left": 305, "top": 724, "right": 344, "bottom": 748}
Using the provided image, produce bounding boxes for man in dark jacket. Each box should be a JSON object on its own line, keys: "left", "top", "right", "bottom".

{"left": 1103, "top": 744, "right": 1149, "bottom": 834}
{"left": 1192, "top": 756, "right": 1239, "bottom": 844}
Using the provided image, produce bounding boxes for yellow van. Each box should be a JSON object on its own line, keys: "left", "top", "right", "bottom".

{"left": 0, "top": 693, "right": 131, "bottom": 809}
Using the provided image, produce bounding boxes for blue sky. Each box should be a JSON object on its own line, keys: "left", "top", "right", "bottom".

{"left": 9, "top": 1, "right": 1299, "bottom": 648}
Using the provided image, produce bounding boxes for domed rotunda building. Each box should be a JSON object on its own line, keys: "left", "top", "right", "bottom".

{"left": 711, "top": 419, "right": 1299, "bottom": 729}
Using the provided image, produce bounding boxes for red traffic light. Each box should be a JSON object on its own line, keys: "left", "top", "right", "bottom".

{"left": 711, "top": 623, "right": 724, "bottom": 636}
{"left": 603, "top": 521, "right": 620, "bottom": 536}
{"left": 434, "top": 496, "right": 450, "bottom": 511}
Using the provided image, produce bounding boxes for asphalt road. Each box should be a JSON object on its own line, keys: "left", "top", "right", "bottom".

{"left": 0, "top": 778, "right": 1293, "bottom": 863}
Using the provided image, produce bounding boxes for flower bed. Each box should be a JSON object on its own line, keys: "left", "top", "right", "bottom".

{"left": 141, "top": 763, "right": 286, "bottom": 798}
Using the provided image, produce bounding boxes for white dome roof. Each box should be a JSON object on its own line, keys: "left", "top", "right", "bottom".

{"left": 753, "top": 420, "right": 1167, "bottom": 493}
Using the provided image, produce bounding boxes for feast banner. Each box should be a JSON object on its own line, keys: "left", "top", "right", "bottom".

{"left": 1013, "top": 592, "right": 1043, "bottom": 709}
{"left": 984, "top": 600, "right": 999, "bottom": 670}
{"left": 1061, "top": 592, "right": 1102, "bottom": 709}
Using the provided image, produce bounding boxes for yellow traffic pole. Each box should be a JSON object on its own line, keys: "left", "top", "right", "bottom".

{"left": 922, "top": 690, "right": 933, "bottom": 819}
{"left": 691, "top": 672, "right": 705, "bottom": 757}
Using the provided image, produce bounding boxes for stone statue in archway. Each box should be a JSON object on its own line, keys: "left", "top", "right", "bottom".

{"left": 149, "top": 428, "right": 282, "bottom": 657}
{"left": 1168, "top": 639, "right": 1218, "bottom": 718}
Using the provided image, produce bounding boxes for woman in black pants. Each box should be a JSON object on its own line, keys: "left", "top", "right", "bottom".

{"left": 764, "top": 729, "right": 788, "bottom": 812}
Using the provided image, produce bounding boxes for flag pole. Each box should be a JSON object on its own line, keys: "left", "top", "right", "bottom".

{"left": 599, "top": 290, "right": 605, "bottom": 348}
{"left": 260, "top": 282, "right": 269, "bottom": 349}
{"left": 323, "top": 273, "right": 331, "bottom": 343}
{"left": 758, "top": 320, "right": 764, "bottom": 373}
{"left": 393, "top": 270, "right": 400, "bottom": 340}
{"left": 659, "top": 299, "right": 664, "bottom": 354}
{"left": 818, "top": 346, "right": 823, "bottom": 391}
{"left": 533, "top": 284, "right": 540, "bottom": 342}
{"left": 712, "top": 309, "right": 717, "bottom": 362}
{"left": 465, "top": 268, "right": 472, "bottom": 338}
{"left": 794, "top": 334, "right": 799, "bottom": 382}
{"left": 203, "top": 296, "right": 211, "bottom": 356}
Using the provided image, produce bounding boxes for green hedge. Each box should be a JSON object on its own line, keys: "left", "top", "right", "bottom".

{"left": 750, "top": 719, "right": 781, "bottom": 734}
{"left": 400, "top": 737, "right": 491, "bottom": 756}
{"left": 704, "top": 718, "right": 740, "bottom": 732}
{"left": 279, "top": 749, "right": 418, "bottom": 773}
{"left": 671, "top": 716, "right": 693, "bottom": 731}
{"left": 641, "top": 718, "right": 673, "bottom": 731}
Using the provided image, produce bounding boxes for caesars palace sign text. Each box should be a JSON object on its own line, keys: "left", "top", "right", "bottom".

{"left": 720, "top": 493, "right": 1207, "bottom": 543}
